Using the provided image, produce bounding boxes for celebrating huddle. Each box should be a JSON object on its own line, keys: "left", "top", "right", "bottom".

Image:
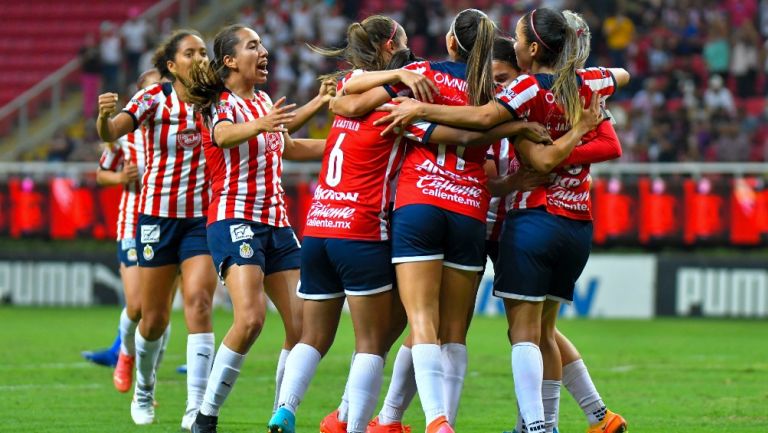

{"left": 94, "top": 6, "right": 629, "bottom": 433}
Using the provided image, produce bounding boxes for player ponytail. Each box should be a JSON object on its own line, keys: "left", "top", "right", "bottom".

{"left": 185, "top": 24, "right": 246, "bottom": 121}
{"left": 449, "top": 9, "right": 496, "bottom": 106}
{"left": 312, "top": 15, "right": 405, "bottom": 78}
{"left": 522, "top": 8, "right": 590, "bottom": 124}
{"left": 152, "top": 29, "right": 204, "bottom": 80}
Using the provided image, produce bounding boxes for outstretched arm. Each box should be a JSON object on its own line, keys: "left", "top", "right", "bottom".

{"left": 283, "top": 135, "right": 326, "bottom": 161}
{"left": 286, "top": 78, "right": 335, "bottom": 133}
{"left": 375, "top": 97, "right": 513, "bottom": 135}
{"left": 330, "top": 87, "right": 392, "bottom": 118}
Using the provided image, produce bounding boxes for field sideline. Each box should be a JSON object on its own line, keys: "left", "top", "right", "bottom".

{"left": 1, "top": 308, "right": 766, "bottom": 432}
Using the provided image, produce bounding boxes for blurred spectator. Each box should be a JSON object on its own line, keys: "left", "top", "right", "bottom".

{"left": 121, "top": 7, "right": 150, "bottom": 83}
{"left": 79, "top": 34, "right": 101, "bottom": 120}
{"left": 730, "top": 23, "right": 760, "bottom": 98}
{"left": 100, "top": 21, "right": 122, "bottom": 92}
{"left": 602, "top": 4, "right": 635, "bottom": 67}
{"left": 703, "top": 18, "right": 730, "bottom": 77}
{"left": 703, "top": 75, "right": 736, "bottom": 116}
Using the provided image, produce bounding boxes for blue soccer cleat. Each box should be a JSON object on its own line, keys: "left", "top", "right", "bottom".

{"left": 268, "top": 407, "right": 295, "bottom": 433}
{"left": 82, "top": 333, "right": 121, "bottom": 367}
{"left": 177, "top": 364, "right": 188, "bottom": 374}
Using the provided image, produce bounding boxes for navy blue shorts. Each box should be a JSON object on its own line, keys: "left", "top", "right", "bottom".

{"left": 299, "top": 236, "right": 394, "bottom": 300}
{"left": 207, "top": 219, "right": 301, "bottom": 279}
{"left": 137, "top": 214, "right": 209, "bottom": 267}
{"left": 483, "top": 239, "right": 500, "bottom": 275}
{"left": 117, "top": 238, "right": 139, "bottom": 267}
{"left": 494, "top": 208, "right": 593, "bottom": 304}
{"left": 391, "top": 204, "right": 485, "bottom": 272}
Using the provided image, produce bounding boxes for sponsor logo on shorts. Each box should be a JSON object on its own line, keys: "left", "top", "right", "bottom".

{"left": 143, "top": 245, "right": 154, "bottom": 261}
{"left": 239, "top": 242, "right": 254, "bottom": 258}
{"left": 230, "top": 224, "right": 255, "bottom": 242}
{"left": 121, "top": 238, "right": 136, "bottom": 250}
{"left": 140, "top": 225, "right": 160, "bottom": 244}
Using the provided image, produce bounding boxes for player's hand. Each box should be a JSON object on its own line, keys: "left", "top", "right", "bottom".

{"left": 520, "top": 122, "right": 552, "bottom": 145}
{"left": 318, "top": 78, "right": 337, "bottom": 103}
{"left": 121, "top": 161, "right": 139, "bottom": 184}
{"left": 255, "top": 97, "right": 296, "bottom": 133}
{"left": 98, "top": 93, "right": 119, "bottom": 118}
{"left": 504, "top": 167, "right": 550, "bottom": 191}
{"left": 396, "top": 70, "right": 439, "bottom": 103}
{"left": 374, "top": 97, "right": 423, "bottom": 136}
{"left": 577, "top": 92, "right": 603, "bottom": 132}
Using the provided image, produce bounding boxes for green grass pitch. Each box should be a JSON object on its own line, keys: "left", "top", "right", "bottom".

{"left": 1, "top": 307, "right": 766, "bottom": 432}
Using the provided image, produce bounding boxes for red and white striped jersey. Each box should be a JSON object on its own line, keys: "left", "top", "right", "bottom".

{"left": 99, "top": 129, "right": 146, "bottom": 240}
{"left": 122, "top": 82, "right": 209, "bottom": 219}
{"left": 388, "top": 61, "right": 491, "bottom": 222}
{"left": 304, "top": 73, "right": 407, "bottom": 241}
{"left": 485, "top": 138, "right": 516, "bottom": 242}
{"left": 204, "top": 90, "right": 289, "bottom": 227}
{"left": 495, "top": 68, "right": 616, "bottom": 221}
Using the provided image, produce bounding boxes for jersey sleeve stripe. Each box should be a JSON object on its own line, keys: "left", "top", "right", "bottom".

{"left": 121, "top": 110, "right": 139, "bottom": 130}
{"left": 383, "top": 84, "right": 398, "bottom": 98}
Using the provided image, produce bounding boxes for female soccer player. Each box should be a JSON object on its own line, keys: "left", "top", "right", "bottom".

{"left": 96, "top": 30, "right": 218, "bottom": 429}
{"left": 370, "top": 9, "right": 629, "bottom": 433}
{"left": 182, "top": 24, "right": 326, "bottom": 433}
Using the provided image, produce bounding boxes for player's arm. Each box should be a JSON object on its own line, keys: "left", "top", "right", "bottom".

{"left": 516, "top": 93, "right": 603, "bottom": 173}
{"left": 608, "top": 68, "right": 630, "bottom": 87}
{"left": 424, "top": 120, "right": 551, "bottom": 148}
{"left": 283, "top": 136, "right": 325, "bottom": 161}
{"left": 96, "top": 164, "right": 138, "bottom": 186}
{"left": 286, "top": 78, "right": 335, "bottom": 133}
{"left": 375, "top": 97, "right": 513, "bottom": 135}
{"left": 342, "top": 69, "right": 439, "bottom": 102}
{"left": 213, "top": 97, "right": 296, "bottom": 148}
{"left": 484, "top": 159, "right": 549, "bottom": 197}
{"left": 96, "top": 93, "right": 135, "bottom": 142}
{"left": 558, "top": 118, "right": 622, "bottom": 166}
{"left": 330, "top": 87, "right": 393, "bottom": 118}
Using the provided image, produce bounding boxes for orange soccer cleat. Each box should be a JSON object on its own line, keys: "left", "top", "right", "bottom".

{"left": 113, "top": 351, "right": 135, "bottom": 393}
{"left": 586, "top": 409, "right": 627, "bottom": 433}
{"left": 366, "top": 417, "right": 412, "bottom": 433}
{"left": 426, "top": 416, "right": 453, "bottom": 433}
{"left": 320, "top": 410, "right": 348, "bottom": 433}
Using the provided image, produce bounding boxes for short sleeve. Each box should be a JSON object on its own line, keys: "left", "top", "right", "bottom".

{"left": 99, "top": 142, "right": 124, "bottom": 171}
{"left": 495, "top": 74, "right": 539, "bottom": 120}
{"left": 578, "top": 67, "right": 616, "bottom": 98}
{"left": 212, "top": 92, "right": 237, "bottom": 128}
{"left": 400, "top": 120, "right": 437, "bottom": 145}
{"left": 122, "top": 84, "right": 162, "bottom": 130}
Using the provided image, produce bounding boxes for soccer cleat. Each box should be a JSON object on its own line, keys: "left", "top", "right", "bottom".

{"left": 320, "top": 410, "right": 347, "bottom": 433}
{"left": 181, "top": 407, "right": 199, "bottom": 432}
{"left": 586, "top": 410, "right": 627, "bottom": 433}
{"left": 130, "top": 386, "right": 156, "bottom": 425}
{"left": 426, "top": 416, "right": 453, "bottom": 433}
{"left": 191, "top": 413, "right": 218, "bottom": 433}
{"left": 367, "top": 417, "right": 412, "bottom": 433}
{"left": 113, "top": 352, "right": 135, "bottom": 393}
{"left": 504, "top": 428, "right": 558, "bottom": 433}
{"left": 177, "top": 364, "right": 188, "bottom": 374}
{"left": 82, "top": 347, "right": 119, "bottom": 367}
{"left": 267, "top": 407, "right": 295, "bottom": 433}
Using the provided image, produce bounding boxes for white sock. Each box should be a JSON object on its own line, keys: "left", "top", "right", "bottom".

{"left": 563, "top": 359, "right": 606, "bottom": 424}
{"left": 347, "top": 353, "right": 384, "bottom": 433}
{"left": 155, "top": 323, "right": 171, "bottom": 369}
{"left": 441, "top": 343, "right": 467, "bottom": 426}
{"left": 511, "top": 343, "right": 545, "bottom": 433}
{"left": 338, "top": 352, "right": 356, "bottom": 422}
{"left": 515, "top": 402, "right": 524, "bottom": 433}
{"left": 273, "top": 349, "right": 291, "bottom": 413}
{"left": 186, "top": 333, "right": 215, "bottom": 412}
{"left": 379, "top": 345, "right": 417, "bottom": 424}
{"left": 134, "top": 329, "right": 161, "bottom": 390}
{"left": 277, "top": 343, "right": 322, "bottom": 413}
{"left": 542, "top": 380, "right": 561, "bottom": 433}
{"left": 200, "top": 344, "right": 245, "bottom": 417}
{"left": 119, "top": 308, "right": 138, "bottom": 356}
{"left": 411, "top": 344, "right": 446, "bottom": 424}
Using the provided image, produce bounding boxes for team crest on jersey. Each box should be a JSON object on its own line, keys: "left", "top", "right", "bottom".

{"left": 143, "top": 245, "right": 155, "bottom": 261}
{"left": 239, "top": 242, "right": 254, "bottom": 258}
{"left": 127, "top": 248, "right": 138, "bottom": 262}
{"left": 216, "top": 100, "right": 233, "bottom": 115}
{"left": 265, "top": 132, "right": 282, "bottom": 152}
{"left": 229, "top": 223, "right": 254, "bottom": 242}
{"left": 177, "top": 128, "right": 202, "bottom": 149}
{"left": 140, "top": 225, "right": 160, "bottom": 243}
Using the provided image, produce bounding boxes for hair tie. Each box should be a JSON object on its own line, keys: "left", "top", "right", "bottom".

{"left": 450, "top": 9, "right": 489, "bottom": 54}
{"left": 530, "top": 9, "right": 553, "bottom": 52}
{"left": 386, "top": 21, "right": 398, "bottom": 46}
{"left": 576, "top": 28, "right": 585, "bottom": 37}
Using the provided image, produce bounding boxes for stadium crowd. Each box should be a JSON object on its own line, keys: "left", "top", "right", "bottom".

{"left": 31, "top": 0, "right": 768, "bottom": 163}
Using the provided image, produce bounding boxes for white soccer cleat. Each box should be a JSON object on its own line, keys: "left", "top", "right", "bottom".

{"left": 181, "top": 406, "right": 199, "bottom": 432}
{"left": 130, "top": 386, "right": 156, "bottom": 425}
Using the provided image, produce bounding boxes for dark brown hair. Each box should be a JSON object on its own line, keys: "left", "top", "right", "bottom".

{"left": 450, "top": 9, "right": 496, "bottom": 106}
{"left": 152, "top": 29, "right": 204, "bottom": 80}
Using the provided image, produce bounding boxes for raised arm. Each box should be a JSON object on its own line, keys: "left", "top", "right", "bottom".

{"left": 286, "top": 78, "right": 335, "bottom": 133}
{"left": 96, "top": 93, "right": 136, "bottom": 142}
{"left": 330, "top": 87, "right": 393, "bottom": 118}
{"left": 343, "top": 69, "right": 439, "bottom": 102}
{"left": 609, "top": 68, "right": 631, "bottom": 88}
{"left": 213, "top": 97, "right": 296, "bottom": 148}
